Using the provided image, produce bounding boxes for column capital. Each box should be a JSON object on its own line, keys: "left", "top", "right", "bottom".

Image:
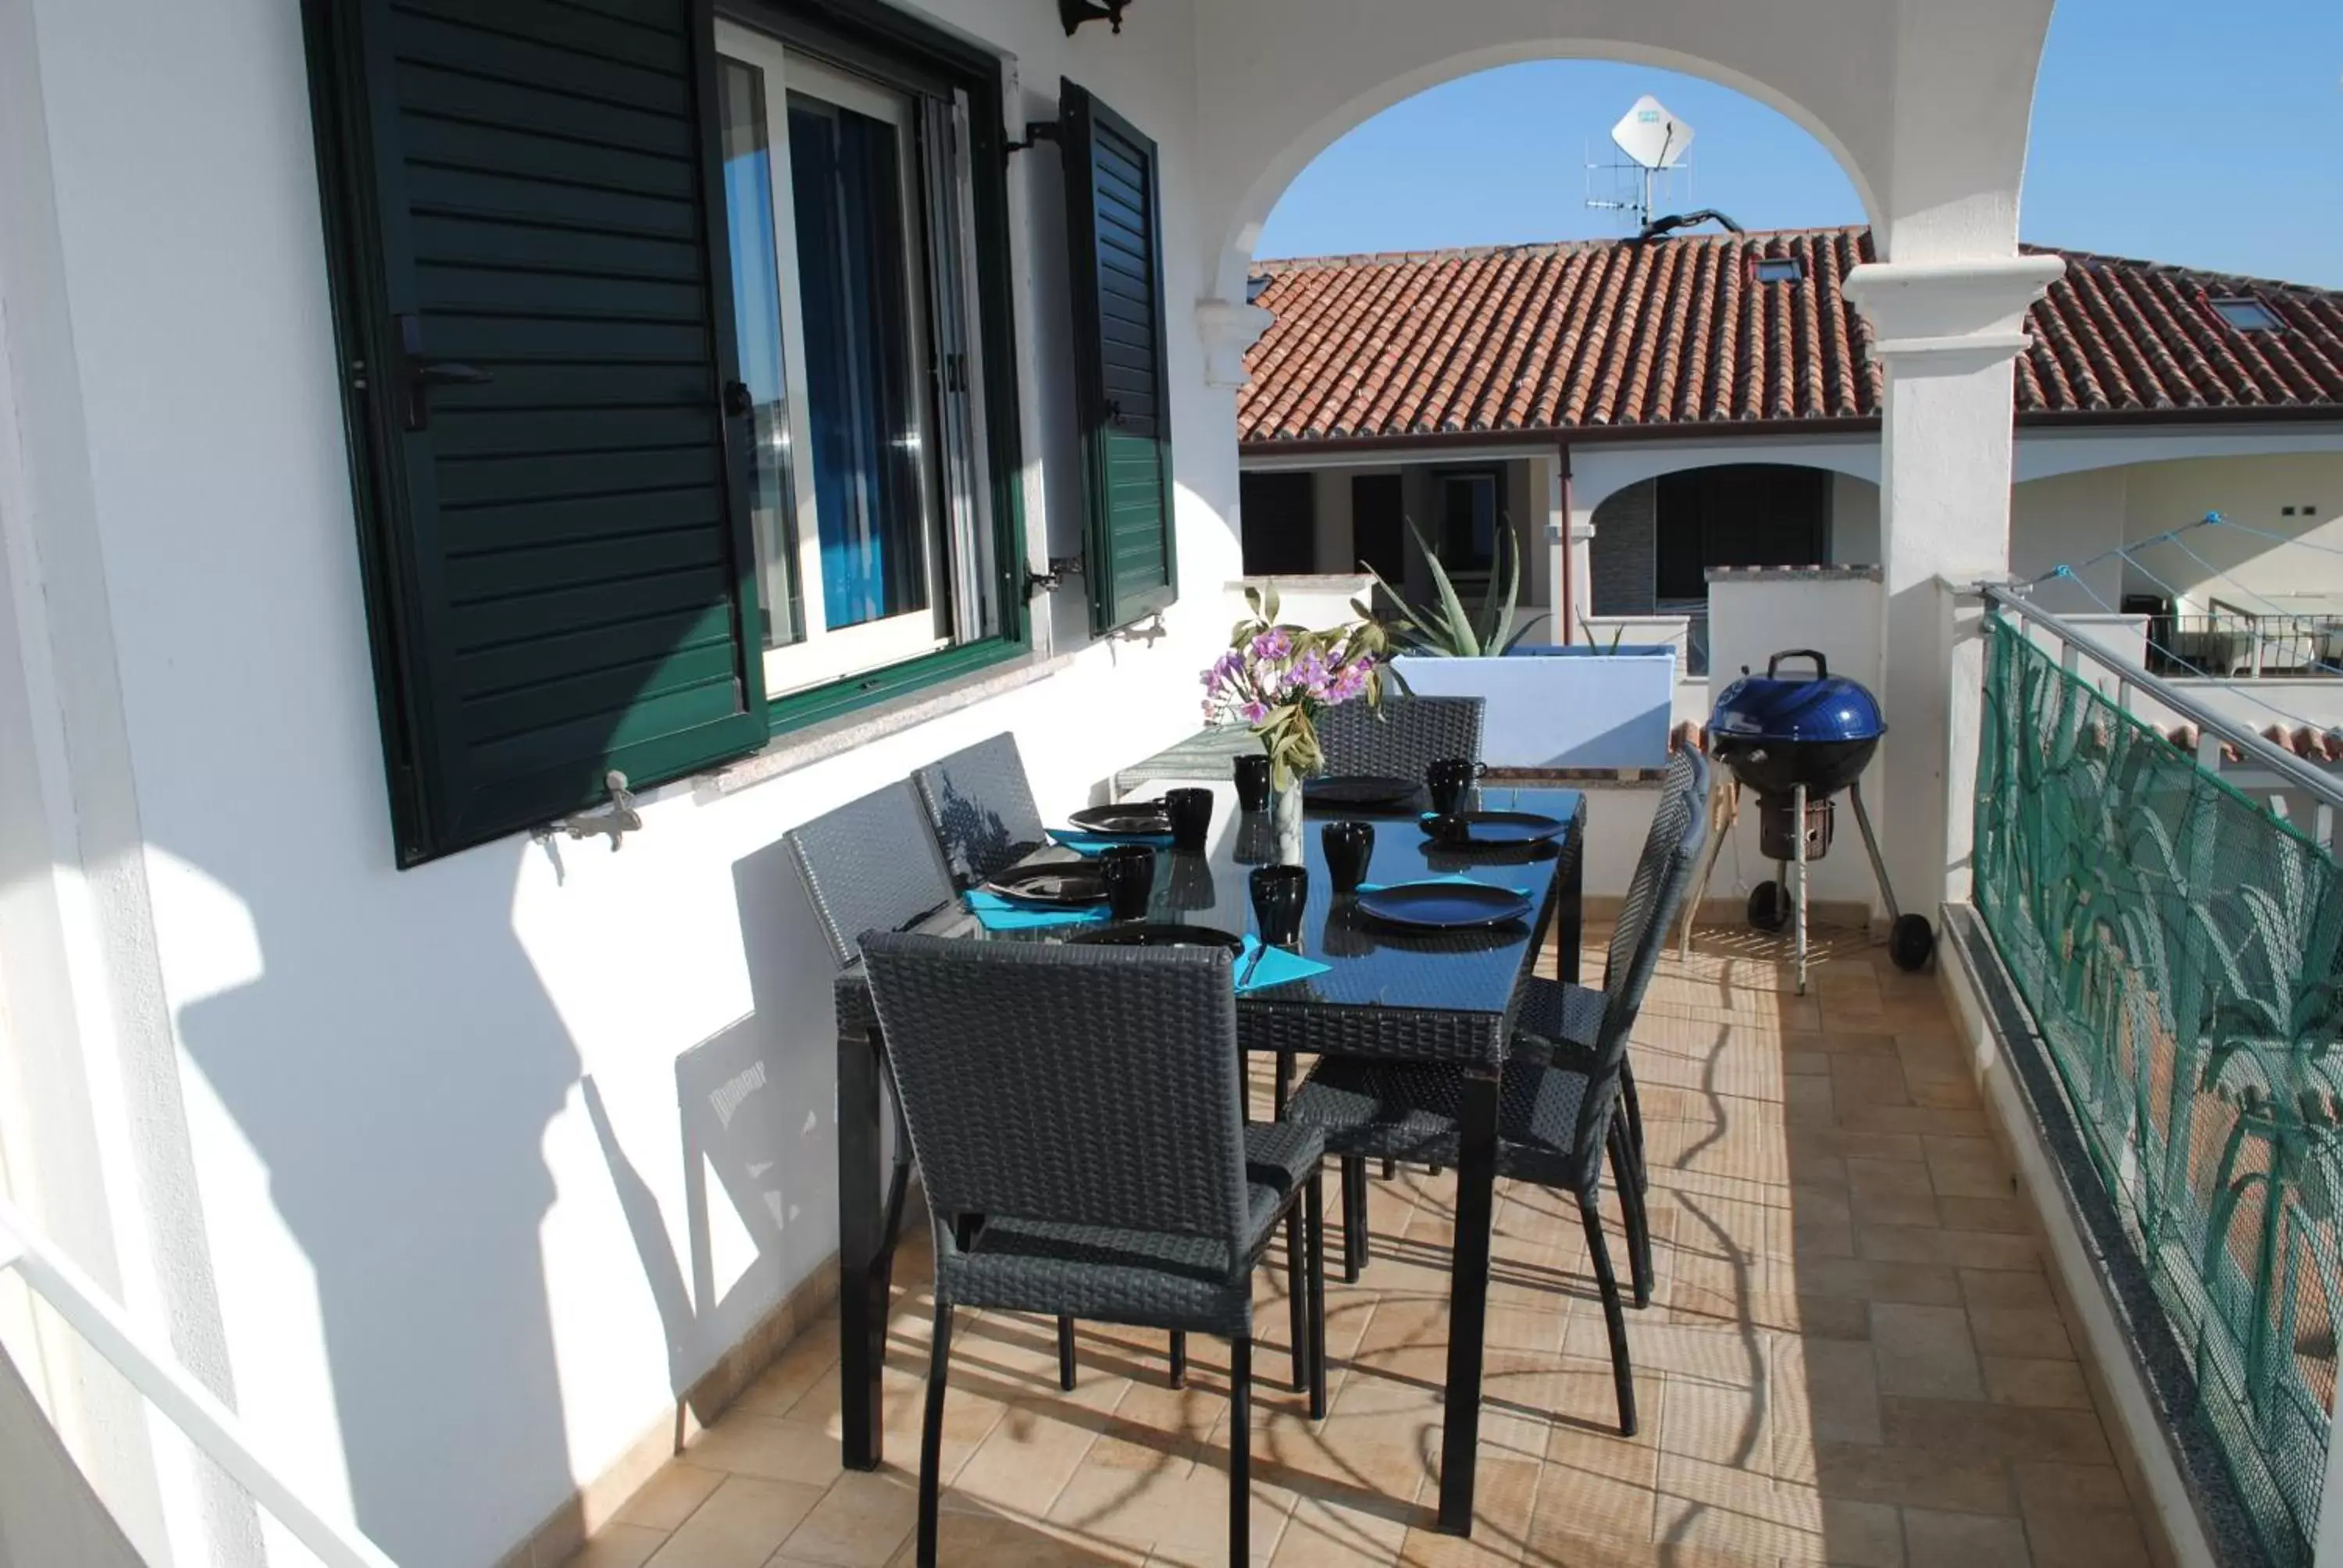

{"left": 1842, "top": 255, "right": 2064, "bottom": 370}
{"left": 1196, "top": 298, "right": 1274, "bottom": 390}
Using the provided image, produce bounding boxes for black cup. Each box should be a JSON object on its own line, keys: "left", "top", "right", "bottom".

{"left": 1322, "top": 820, "right": 1375, "bottom": 894}
{"left": 1233, "top": 753, "right": 1271, "bottom": 812}
{"left": 1097, "top": 844, "right": 1157, "bottom": 921}
{"left": 1423, "top": 813, "right": 1475, "bottom": 849}
{"left": 1249, "top": 864, "right": 1309, "bottom": 947}
{"left": 1163, "top": 786, "right": 1214, "bottom": 850}
{"left": 1426, "top": 756, "right": 1478, "bottom": 815}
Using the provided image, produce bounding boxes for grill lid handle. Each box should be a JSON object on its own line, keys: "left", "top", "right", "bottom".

{"left": 1765, "top": 649, "right": 1829, "bottom": 679}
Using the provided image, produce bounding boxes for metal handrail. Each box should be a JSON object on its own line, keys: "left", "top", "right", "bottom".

{"left": 0, "top": 1196, "right": 400, "bottom": 1568}
{"left": 1981, "top": 582, "right": 2343, "bottom": 818}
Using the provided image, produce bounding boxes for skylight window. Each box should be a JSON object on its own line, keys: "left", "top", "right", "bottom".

{"left": 1246, "top": 273, "right": 1273, "bottom": 305}
{"left": 1753, "top": 257, "right": 1804, "bottom": 284}
{"left": 2209, "top": 296, "right": 2282, "bottom": 332}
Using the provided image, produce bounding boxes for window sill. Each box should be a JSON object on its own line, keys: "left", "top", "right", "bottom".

{"left": 694, "top": 650, "right": 1074, "bottom": 800}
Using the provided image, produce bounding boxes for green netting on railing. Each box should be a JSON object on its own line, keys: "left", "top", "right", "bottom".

{"left": 1976, "top": 613, "right": 2343, "bottom": 1567}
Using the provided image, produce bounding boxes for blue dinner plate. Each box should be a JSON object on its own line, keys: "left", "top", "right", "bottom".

{"left": 1355, "top": 880, "right": 1532, "bottom": 930}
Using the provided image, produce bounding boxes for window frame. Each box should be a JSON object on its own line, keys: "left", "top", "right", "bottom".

{"left": 716, "top": 0, "right": 1030, "bottom": 737}
{"left": 2206, "top": 294, "right": 2283, "bottom": 334}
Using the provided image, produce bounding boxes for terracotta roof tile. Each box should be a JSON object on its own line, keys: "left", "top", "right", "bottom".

{"left": 1237, "top": 226, "right": 2343, "bottom": 445}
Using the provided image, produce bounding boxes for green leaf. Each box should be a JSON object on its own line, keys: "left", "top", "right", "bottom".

{"left": 1407, "top": 516, "right": 1482, "bottom": 657}
{"left": 1501, "top": 610, "right": 1551, "bottom": 653}
{"left": 1261, "top": 581, "right": 1281, "bottom": 623}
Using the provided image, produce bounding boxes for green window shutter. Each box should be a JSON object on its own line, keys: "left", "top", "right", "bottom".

{"left": 304, "top": 0, "right": 765, "bottom": 865}
{"left": 1059, "top": 80, "right": 1177, "bottom": 635}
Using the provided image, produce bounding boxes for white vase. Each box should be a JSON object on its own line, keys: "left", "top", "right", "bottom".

{"left": 1271, "top": 780, "right": 1305, "bottom": 867}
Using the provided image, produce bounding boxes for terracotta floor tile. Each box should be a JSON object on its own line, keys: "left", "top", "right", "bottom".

{"left": 686, "top": 1417, "right": 847, "bottom": 1489}
{"left": 1921, "top": 1139, "right": 2013, "bottom": 1200}
{"left": 1900, "top": 1507, "right": 2031, "bottom": 1568}
{"left": 646, "top": 1477, "right": 826, "bottom": 1568}
{"left": 1980, "top": 1358, "right": 2092, "bottom": 1410}
{"left": 1806, "top": 1442, "right": 2017, "bottom": 1515}
{"left": 1869, "top": 1305, "right": 1983, "bottom": 1402}
{"left": 618, "top": 1464, "right": 728, "bottom": 1532}
{"left": 780, "top": 1468, "right": 921, "bottom": 1567}
{"left": 1965, "top": 1306, "right": 2074, "bottom": 1361}
{"left": 1878, "top": 1397, "right": 2113, "bottom": 1465}
{"left": 564, "top": 1523, "right": 667, "bottom": 1568}
{"left": 1956, "top": 1270, "right": 2054, "bottom": 1311}
{"left": 1854, "top": 1226, "right": 2037, "bottom": 1273}
{"left": 1792, "top": 1259, "right": 1963, "bottom": 1308}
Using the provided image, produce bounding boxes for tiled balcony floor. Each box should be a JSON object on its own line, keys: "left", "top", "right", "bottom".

{"left": 569, "top": 927, "right": 2155, "bottom": 1568}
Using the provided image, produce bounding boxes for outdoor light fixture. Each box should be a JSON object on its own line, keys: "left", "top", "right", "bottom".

{"left": 1058, "top": 0, "right": 1130, "bottom": 35}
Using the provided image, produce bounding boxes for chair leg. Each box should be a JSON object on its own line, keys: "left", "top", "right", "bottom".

{"left": 1578, "top": 1192, "right": 1638, "bottom": 1437}
{"left": 1305, "top": 1170, "right": 1328, "bottom": 1420}
{"left": 1382, "top": 1157, "right": 1397, "bottom": 1180}
{"left": 1168, "top": 1331, "right": 1187, "bottom": 1389}
{"left": 918, "top": 1296, "right": 953, "bottom": 1568}
{"left": 1620, "top": 1062, "right": 1649, "bottom": 1194}
{"left": 1229, "top": 1334, "right": 1252, "bottom": 1565}
{"left": 1057, "top": 1316, "right": 1076, "bottom": 1392}
{"left": 1274, "top": 1053, "right": 1293, "bottom": 1119}
{"left": 1286, "top": 1208, "right": 1308, "bottom": 1394}
{"left": 1610, "top": 1122, "right": 1653, "bottom": 1309}
{"left": 1340, "top": 1155, "right": 1368, "bottom": 1281}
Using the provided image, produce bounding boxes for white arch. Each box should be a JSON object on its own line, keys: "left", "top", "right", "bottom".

{"left": 1186, "top": 0, "right": 2055, "bottom": 302}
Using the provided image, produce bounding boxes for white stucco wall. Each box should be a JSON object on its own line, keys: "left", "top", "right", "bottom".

{"left": 0, "top": 2, "right": 1237, "bottom": 1564}
{"left": 2120, "top": 452, "right": 2343, "bottom": 609}
{"left": 2010, "top": 468, "right": 2127, "bottom": 611}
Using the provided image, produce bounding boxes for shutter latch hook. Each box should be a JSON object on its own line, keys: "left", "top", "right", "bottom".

{"left": 544, "top": 771, "right": 642, "bottom": 852}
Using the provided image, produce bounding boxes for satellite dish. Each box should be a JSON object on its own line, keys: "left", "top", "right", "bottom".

{"left": 1610, "top": 94, "right": 1693, "bottom": 171}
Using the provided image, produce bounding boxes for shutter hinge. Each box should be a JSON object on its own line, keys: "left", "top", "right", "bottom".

{"left": 536, "top": 770, "right": 643, "bottom": 853}
{"left": 1025, "top": 555, "right": 1085, "bottom": 598}
{"left": 1003, "top": 119, "right": 1061, "bottom": 159}
{"left": 943, "top": 353, "right": 968, "bottom": 394}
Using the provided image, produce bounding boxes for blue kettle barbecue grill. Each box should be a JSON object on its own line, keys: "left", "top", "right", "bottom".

{"left": 1692, "top": 649, "right": 1933, "bottom": 990}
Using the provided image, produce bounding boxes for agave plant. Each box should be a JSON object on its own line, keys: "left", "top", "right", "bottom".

{"left": 1353, "top": 517, "right": 1547, "bottom": 657}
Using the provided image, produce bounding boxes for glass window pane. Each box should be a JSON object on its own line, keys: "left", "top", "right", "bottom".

{"left": 786, "top": 91, "right": 933, "bottom": 633}
{"left": 717, "top": 57, "right": 804, "bottom": 649}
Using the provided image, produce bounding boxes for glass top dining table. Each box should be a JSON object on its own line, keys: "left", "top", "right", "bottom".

{"left": 911, "top": 779, "right": 1585, "bottom": 1026}
{"left": 832, "top": 779, "right": 1587, "bottom": 1538}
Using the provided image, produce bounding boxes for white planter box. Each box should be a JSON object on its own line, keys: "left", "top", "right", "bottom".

{"left": 1393, "top": 646, "right": 1676, "bottom": 769}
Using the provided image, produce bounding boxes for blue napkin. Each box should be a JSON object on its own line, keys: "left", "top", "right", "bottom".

{"left": 1235, "top": 935, "right": 1331, "bottom": 993}
{"left": 965, "top": 889, "right": 1111, "bottom": 932}
{"left": 1360, "top": 874, "right": 1532, "bottom": 896}
{"left": 1047, "top": 829, "right": 1175, "bottom": 855}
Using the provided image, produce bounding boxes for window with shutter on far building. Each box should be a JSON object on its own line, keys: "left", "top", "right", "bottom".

{"left": 302, "top": 0, "right": 1027, "bottom": 864}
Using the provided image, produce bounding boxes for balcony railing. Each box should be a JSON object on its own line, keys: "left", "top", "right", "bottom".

{"left": 1973, "top": 587, "right": 2343, "bottom": 1567}
{"left": 2144, "top": 610, "right": 2343, "bottom": 681}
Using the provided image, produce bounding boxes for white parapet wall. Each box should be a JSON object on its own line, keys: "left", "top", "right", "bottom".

{"left": 1226, "top": 575, "right": 1375, "bottom": 632}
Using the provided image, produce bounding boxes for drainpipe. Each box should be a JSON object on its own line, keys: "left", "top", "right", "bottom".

{"left": 1555, "top": 444, "right": 1573, "bottom": 643}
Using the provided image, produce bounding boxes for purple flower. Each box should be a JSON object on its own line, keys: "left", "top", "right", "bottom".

{"left": 1240, "top": 700, "right": 1270, "bottom": 724}
{"left": 1249, "top": 628, "right": 1293, "bottom": 662}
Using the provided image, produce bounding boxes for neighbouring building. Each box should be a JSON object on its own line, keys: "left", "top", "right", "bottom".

{"left": 1236, "top": 228, "right": 2343, "bottom": 668}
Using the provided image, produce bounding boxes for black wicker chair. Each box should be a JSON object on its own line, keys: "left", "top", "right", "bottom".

{"left": 1316, "top": 693, "right": 1485, "bottom": 781}
{"left": 861, "top": 935, "right": 1327, "bottom": 1568}
{"left": 912, "top": 732, "right": 1047, "bottom": 890}
{"left": 1286, "top": 745, "right": 1710, "bottom": 1436}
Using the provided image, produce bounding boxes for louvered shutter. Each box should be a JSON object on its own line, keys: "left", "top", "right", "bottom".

{"left": 305, "top": 0, "right": 764, "bottom": 865}
{"left": 1059, "top": 80, "right": 1177, "bottom": 634}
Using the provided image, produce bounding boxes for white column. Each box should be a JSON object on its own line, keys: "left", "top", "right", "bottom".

{"left": 1565, "top": 504, "right": 1595, "bottom": 642}
{"left": 1843, "top": 258, "right": 2063, "bottom": 917}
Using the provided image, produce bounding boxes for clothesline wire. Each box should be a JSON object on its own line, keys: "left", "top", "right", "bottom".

{"left": 2035, "top": 565, "right": 2337, "bottom": 737}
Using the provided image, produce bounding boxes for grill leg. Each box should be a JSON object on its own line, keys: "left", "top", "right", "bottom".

{"left": 1847, "top": 781, "right": 1903, "bottom": 923}
{"left": 1791, "top": 782, "right": 1809, "bottom": 996}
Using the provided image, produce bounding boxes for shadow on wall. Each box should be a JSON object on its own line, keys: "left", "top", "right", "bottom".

{"left": 173, "top": 827, "right": 841, "bottom": 1566}
{"left": 589, "top": 834, "right": 842, "bottom": 1430}
{"left": 176, "top": 845, "right": 582, "bottom": 1568}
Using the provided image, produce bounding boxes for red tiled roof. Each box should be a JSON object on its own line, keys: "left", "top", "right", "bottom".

{"left": 1236, "top": 226, "right": 2343, "bottom": 446}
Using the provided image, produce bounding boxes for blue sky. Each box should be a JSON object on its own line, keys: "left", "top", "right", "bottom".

{"left": 1255, "top": 0, "right": 2343, "bottom": 287}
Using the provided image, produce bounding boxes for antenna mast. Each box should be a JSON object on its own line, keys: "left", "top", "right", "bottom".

{"left": 1584, "top": 94, "right": 1696, "bottom": 230}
